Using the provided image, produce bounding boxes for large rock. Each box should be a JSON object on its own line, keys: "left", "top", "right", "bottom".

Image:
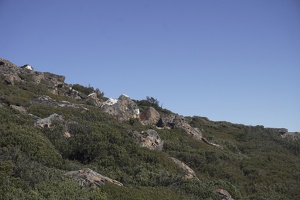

{"left": 0, "top": 58, "right": 22, "bottom": 85}
{"left": 43, "top": 72, "right": 65, "bottom": 94}
{"left": 101, "top": 94, "right": 140, "bottom": 121}
{"left": 170, "top": 157, "right": 197, "bottom": 179}
{"left": 34, "top": 113, "right": 63, "bottom": 128}
{"left": 86, "top": 92, "right": 101, "bottom": 107}
{"left": 65, "top": 168, "right": 123, "bottom": 188}
{"left": 128, "top": 129, "right": 164, "bottom": 150}
{"left": 140, "top": 107, "right": 160, "bottom": 125}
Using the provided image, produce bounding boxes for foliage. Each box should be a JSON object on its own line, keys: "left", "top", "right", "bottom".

{"left": 135, "top": 96, "right": 173, "bottom": 115}
{"left": 71, "top": 83, "right": 104, "bottom": 98}
{"left": 1, "top": 74, "right": 300, "bottom": 199}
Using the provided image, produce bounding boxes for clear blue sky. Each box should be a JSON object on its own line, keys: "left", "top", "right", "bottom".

{"left": 1, "top": 0, "right": 299, "bottom": 131}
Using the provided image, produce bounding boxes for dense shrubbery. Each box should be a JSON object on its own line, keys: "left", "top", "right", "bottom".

{"left": 72, "top": 84, "right": 104, "bottom": 98}
{"left": 135, "top": 96, "right": 173, "bottom": 115}
{"left": 1, "top": 77, "right": 300, "bottom": 199}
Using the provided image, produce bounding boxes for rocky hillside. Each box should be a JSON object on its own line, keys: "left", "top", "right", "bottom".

{"left": 0, "top": 58, "right": 299, "bottom": 199}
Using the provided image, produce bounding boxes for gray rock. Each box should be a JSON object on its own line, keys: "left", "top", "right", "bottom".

{"left": 35, "top": 113, "right": 63, "bottom": 128}
{"left": 65, "top": 168, "right": 123, "bottom": 188}
{"left": 159, "top": 115, "right": 203, "bottom": 141}
{"left": 128, "top": 129, "right": 164, "bottom": 150}
{"left": 140, "top": 107, "right": 160, "bottom": 125}
{"left": 43, "top": 72, "right": 65, "bottom": 95}
{"left": 102, "top": 94, "right": 140, "bottom": 121}
{"left": 170, "top": 157, "right": 197, "bottom": 179}
{"left": 10, "top": 105, "right": 27, "bottom": 113}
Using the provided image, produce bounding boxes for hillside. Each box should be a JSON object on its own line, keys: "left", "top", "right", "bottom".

{"left": 0, "top": 58, "right": 300, "bottom": 200}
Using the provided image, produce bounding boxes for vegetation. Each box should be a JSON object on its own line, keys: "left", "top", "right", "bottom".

{"left": 0, "top": 70, "right": 299, "bottom": 199}
{"left": 135, "top": 96, "right": 173, "bottom": 115}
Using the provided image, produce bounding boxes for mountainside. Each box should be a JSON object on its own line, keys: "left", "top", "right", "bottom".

{"left": 0, "top": 58, "right": 300, "bottom": 200}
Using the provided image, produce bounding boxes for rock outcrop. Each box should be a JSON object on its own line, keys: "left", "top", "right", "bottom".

{"left": 140, "top": 107, "right": 160, "bottom": 125}
{"left": 170, "top": 157, "right": 197, "bottom": 179}
{"left": 101, "top": 94, "right": 140, "bottom": 121}
{"left": 281, "top": 132, "right": 300, "bottom": 140}
{"left": 127, "top": 129, "right": 164, "bottom": 150}
{"left": 35, "top": 113, "right": 63, "bottom": 128}
{"left": 0, "top": 58, "right": 22, "bottom": 85}
{"left": 32, "top": 95, "right": 88, "bottom": 110}
{"left": 65, "top": 168, "right": 123, "bottom": 188}
{"left": 0, "top": 58, "right": 65, "bottom": 94}
{"left": 158, "top": 115, "right": 203, "bottom": 140}
{"left": 172, "top": 116, "right": 203, "bottom": 140}
{"left": 43, "top": 72, "right": 65, "bottom": 95}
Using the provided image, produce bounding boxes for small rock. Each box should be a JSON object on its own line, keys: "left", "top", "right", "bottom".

{"left": 10, "top": 105, "right": 27, "bottom": 113}
{"left": 216, "top": 188, "right": 234, "bottom": 200}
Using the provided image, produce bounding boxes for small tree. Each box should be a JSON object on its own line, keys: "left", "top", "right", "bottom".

{"left": 146, "top": 96, "right": 159, "bottom": 108}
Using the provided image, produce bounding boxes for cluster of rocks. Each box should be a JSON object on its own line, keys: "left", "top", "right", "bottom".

{"left": 0, "top": 58, "right": 65, "bottom": 95}
{"left": 1, "top": 58, "right": 220, "bottom": 188}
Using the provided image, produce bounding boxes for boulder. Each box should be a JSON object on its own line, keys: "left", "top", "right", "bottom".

{"left": 128, "top": 129, "right": 164, "bottom": 150}
{"left": 87, "top": 92, "right": 101, "bottom": 107}
{"left": 43, "top": 72, "right": 65, "bottom": 95}
{"left": 32, "top": 72, "right": 45, "bottom": 84}
{"left": 140, "top": 107, "right": 160, "bottom": 125}
{"left": 170, "top": 157, "right": 197, "bottom": 179}
{"left": 65, "top": 168, "right": 123, "bottom": 188}
{"left": 10, "top": 105, "right": 27, "bottom": 113}
{"left": 0, "top": 59, "right": 21, "bottom": 85}
{"left": 101, "top": 94, "right": 140, "bottom": 121}
{"left": 34, "top": 113, "right": 63, "bottom": 128}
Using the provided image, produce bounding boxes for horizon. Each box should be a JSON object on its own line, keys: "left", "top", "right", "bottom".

{"left": 1, "top": 0, "right": 299, "bottom": 131}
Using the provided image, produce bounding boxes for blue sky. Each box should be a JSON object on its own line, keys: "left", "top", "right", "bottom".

{"left": 1, "top": 0, "right": 299, "bottom": 131}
